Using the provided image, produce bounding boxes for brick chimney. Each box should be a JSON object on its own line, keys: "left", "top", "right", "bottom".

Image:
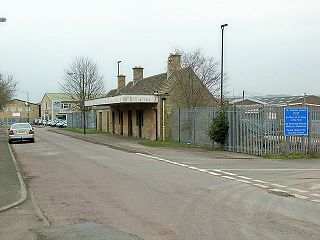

{"left": 133, "top": 66, "right": 144, "bottom": 84}
{"left": 117, "top": 74, "right": 126, "bottom": 91}
{"left": 167, "top": 53, "right": 181, "bottom": 78}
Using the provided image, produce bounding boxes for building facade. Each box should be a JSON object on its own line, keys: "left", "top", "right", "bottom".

{"left": 40, "top": 93, "right": 78, "bottom": 120}
{"left": 0, "top": 99, "right": 40, "bottom": 125}
{"left": 86, "top": 53, "right": 218, "bottom": 140}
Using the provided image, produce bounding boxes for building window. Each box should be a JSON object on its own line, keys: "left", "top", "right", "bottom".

{"left": 62, "top": 103, "right": 70, "bottom": 109}
{"left": 10, "top": 107, "right": 16, "bottom": 112}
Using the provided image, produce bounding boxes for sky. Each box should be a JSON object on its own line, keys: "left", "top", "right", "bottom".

{"left": 0, "top": 0, "right": 319, "bottom": 103}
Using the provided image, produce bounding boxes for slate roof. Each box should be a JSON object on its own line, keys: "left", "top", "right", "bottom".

{"left": 105, "top": 69, "right": 198, "bottom": 98}
{"left": 122, "top": 72, "right": 168, "bottom": 95}
{"left": 105, "top": 89, "right": 118, "bottom": 97}
{"left": 11, "top": 99, "right": 40, "bottom": 106}
{"left": 231, "top": 95, "right": 320, "bottom": 106}
{"left": 105, "top": 72, "right": 168, "bottom": 97}
{"left": 46, "top": 93, "right": 76, "bottom": 102}
{"left": 255, "top": 96, "right": 304, "bottom": 105}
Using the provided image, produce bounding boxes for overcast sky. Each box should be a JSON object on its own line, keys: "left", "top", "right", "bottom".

{"left": 0, "top": 0, "right": 319, "bottom": 103}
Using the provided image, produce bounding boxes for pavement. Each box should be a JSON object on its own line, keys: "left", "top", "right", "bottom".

{"left": 0, "top": 128, "right": 27, "bottom": 212}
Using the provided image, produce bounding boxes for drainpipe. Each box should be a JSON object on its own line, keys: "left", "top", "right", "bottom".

{"left": 162, "top": 97, "right": 166, "bottom": 141}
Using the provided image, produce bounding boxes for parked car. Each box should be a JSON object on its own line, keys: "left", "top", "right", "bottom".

{"left": 7, "top": 123, "right": 35, "bottom": 144}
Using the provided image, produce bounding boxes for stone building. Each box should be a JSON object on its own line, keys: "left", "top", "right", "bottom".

{"left": 0, "top": 99, "right": 40, "bottom": 125}
{"left": 40, "top": 93, "right": 78, "bottom": 120}
{"left": 86, "top": 53, "right": 218, "bottom": 140}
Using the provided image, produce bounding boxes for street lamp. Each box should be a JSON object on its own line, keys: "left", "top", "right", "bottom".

{"left": 67, "top": 72, "right": 86, "bottom": 135}
{"left": 117, "top": 61, "right": 121, "bottom": 76}
{"left": 22, "top": 92, "right": 30, "bottom": 123}
{"left": 220, "top": 23, "right": 228, "bottom": 107}
{"left": 0, "top": 18, "right": 6, "bottom": 22}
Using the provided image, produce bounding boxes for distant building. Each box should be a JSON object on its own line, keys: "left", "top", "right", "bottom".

{"left": 40, "top": 93, "right": 78, "bottom": 120}
{"left": 86, "top": 53, "right": 217, "bottom": 140}
{"left": 230, "top": 95, "right": 320, "bottom": 107}
{"left": 0, "top": 99, "right": 40, "bottom": 125}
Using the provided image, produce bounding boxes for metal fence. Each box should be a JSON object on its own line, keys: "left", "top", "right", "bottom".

{"left": 172, "top": 105, "right": 320, "bottom": 155}
{"left": 67, "top": 111, "right": 96, "bottom": 129}
{"left": 0, "top": 117, "right": 29, "bottom": 125}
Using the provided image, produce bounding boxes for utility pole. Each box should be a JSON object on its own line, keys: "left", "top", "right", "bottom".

{"left": 22, "top": 92, "right": 30, "bottom": 123}
{"left": 82, "top": 73, "right": 86, "bottom": 135}
{"left": 220, "top": 23, "right": 228, "bottom": 108}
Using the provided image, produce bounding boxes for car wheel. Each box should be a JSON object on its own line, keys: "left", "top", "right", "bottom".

{"left": 8, "top": 140, "right": 12, "bottom": 144}
{"left": 30, "top": 139, "right": 35, "bottom": 143}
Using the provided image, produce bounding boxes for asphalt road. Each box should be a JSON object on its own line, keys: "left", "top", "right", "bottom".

{"left": 7, "top": 128, "right": 320, "bottom": 239}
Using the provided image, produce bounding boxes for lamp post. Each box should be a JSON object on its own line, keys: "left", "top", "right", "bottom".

{"left": 22, "top": 91, "right": 30, "bottom": 123}
{"left": 67, "top": 72, "right": 86, "bottom": 134}
{"left": 117, "top": 61, "right": 121, "bottom": 76}
{"left": 220, "top": 23, "right": 228, "bottom": 108}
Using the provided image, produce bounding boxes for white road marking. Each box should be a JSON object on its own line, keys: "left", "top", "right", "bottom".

{"left": 238, "top": 176, "right": 252, "bottom": 180}
{"left": 135, "top": 153, "right": 318, "bottom": 203}
{"left": 288, "top": 188, "right": 309, "bottom": 193}
{"left": 253, "top": 179, "right": 269, "bottom": 184}
{"left": 221, "top": 176, "right": 237, "bottom": 180}
{"left": 217, "top": 169, "right": 320, "bottom": 171}
{"left": 294, "top": 194, "right": 309, "bottom": 200}
{"left": 207, "top": 172, "right": 221, "bottom": 176}
{"left": 270, "top": 183, "right": 287, "bottom": 188}
{"left": 197, "top": 169, "right": 209, "bottom": 173}
{"left": 311, "top": 193, "right": 320, "bottom": 197}
{"left": 236, "top": 179, "right": 251, "bottom": 184}
{"left": 253, "top": 184, "right": 270, "bottom": 189}
{"left": 269, "top": 189, "right": 290, "bottom": 194}
{"left": 188, "top": 166, "right": 200, "bottom": 170}
{"left": 214, "top": 170, "right": 237, "bottom": 176}
{"left": 174, "top": 163, "right": 188, "bottom": 167}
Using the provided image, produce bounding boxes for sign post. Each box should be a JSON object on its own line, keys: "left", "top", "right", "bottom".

{"left": 284, "top": 107, "right": 309, "bottom": 153}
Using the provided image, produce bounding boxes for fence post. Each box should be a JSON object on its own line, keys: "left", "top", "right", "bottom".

{"left": 308, "top": 106, "right": 312, "bottom": 153}
{"left": 285, "top": 102, "right": 290, "bottom": 154}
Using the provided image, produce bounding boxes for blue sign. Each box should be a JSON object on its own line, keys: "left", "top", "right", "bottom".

{"left": 52, "top": 100, "right": 61, "bottom": 109}
{"left": 284, "top": 108, "right": 308, "bottom": 136}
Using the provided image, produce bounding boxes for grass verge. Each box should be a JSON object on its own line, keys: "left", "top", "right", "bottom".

{"left": 62, "top": 128, "right": 101, "bottom": 134}
{"left": 138, "top": 140, "right": 203, "bottom": 148}
{"left": 262, "top": 152, "right": 320, "bottom": 159}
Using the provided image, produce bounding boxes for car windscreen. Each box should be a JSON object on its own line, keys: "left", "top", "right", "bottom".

{"left": 11, "top": 124, "right": 31, "bottom": 129}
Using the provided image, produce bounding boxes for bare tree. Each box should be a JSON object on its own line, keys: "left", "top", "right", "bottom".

{"left": 60, "top": 56, "right": 105, "bottom": 111}
{"left": 174, "top": 48, "right": 226, "bottom": 99}
{"left": 0, "top": 73, "right": 17, "bottom": 111}
{"left": 168, "top": 48, "right": 222, "bottom": 107}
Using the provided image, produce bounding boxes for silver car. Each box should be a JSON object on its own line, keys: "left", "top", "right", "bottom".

{"left": 8, "top": 123, "right": 35, "bottom": 144}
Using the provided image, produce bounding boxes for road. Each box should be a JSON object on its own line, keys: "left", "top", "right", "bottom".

{"left": 5, "top": 128, "right": 320, "bottom": 239}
